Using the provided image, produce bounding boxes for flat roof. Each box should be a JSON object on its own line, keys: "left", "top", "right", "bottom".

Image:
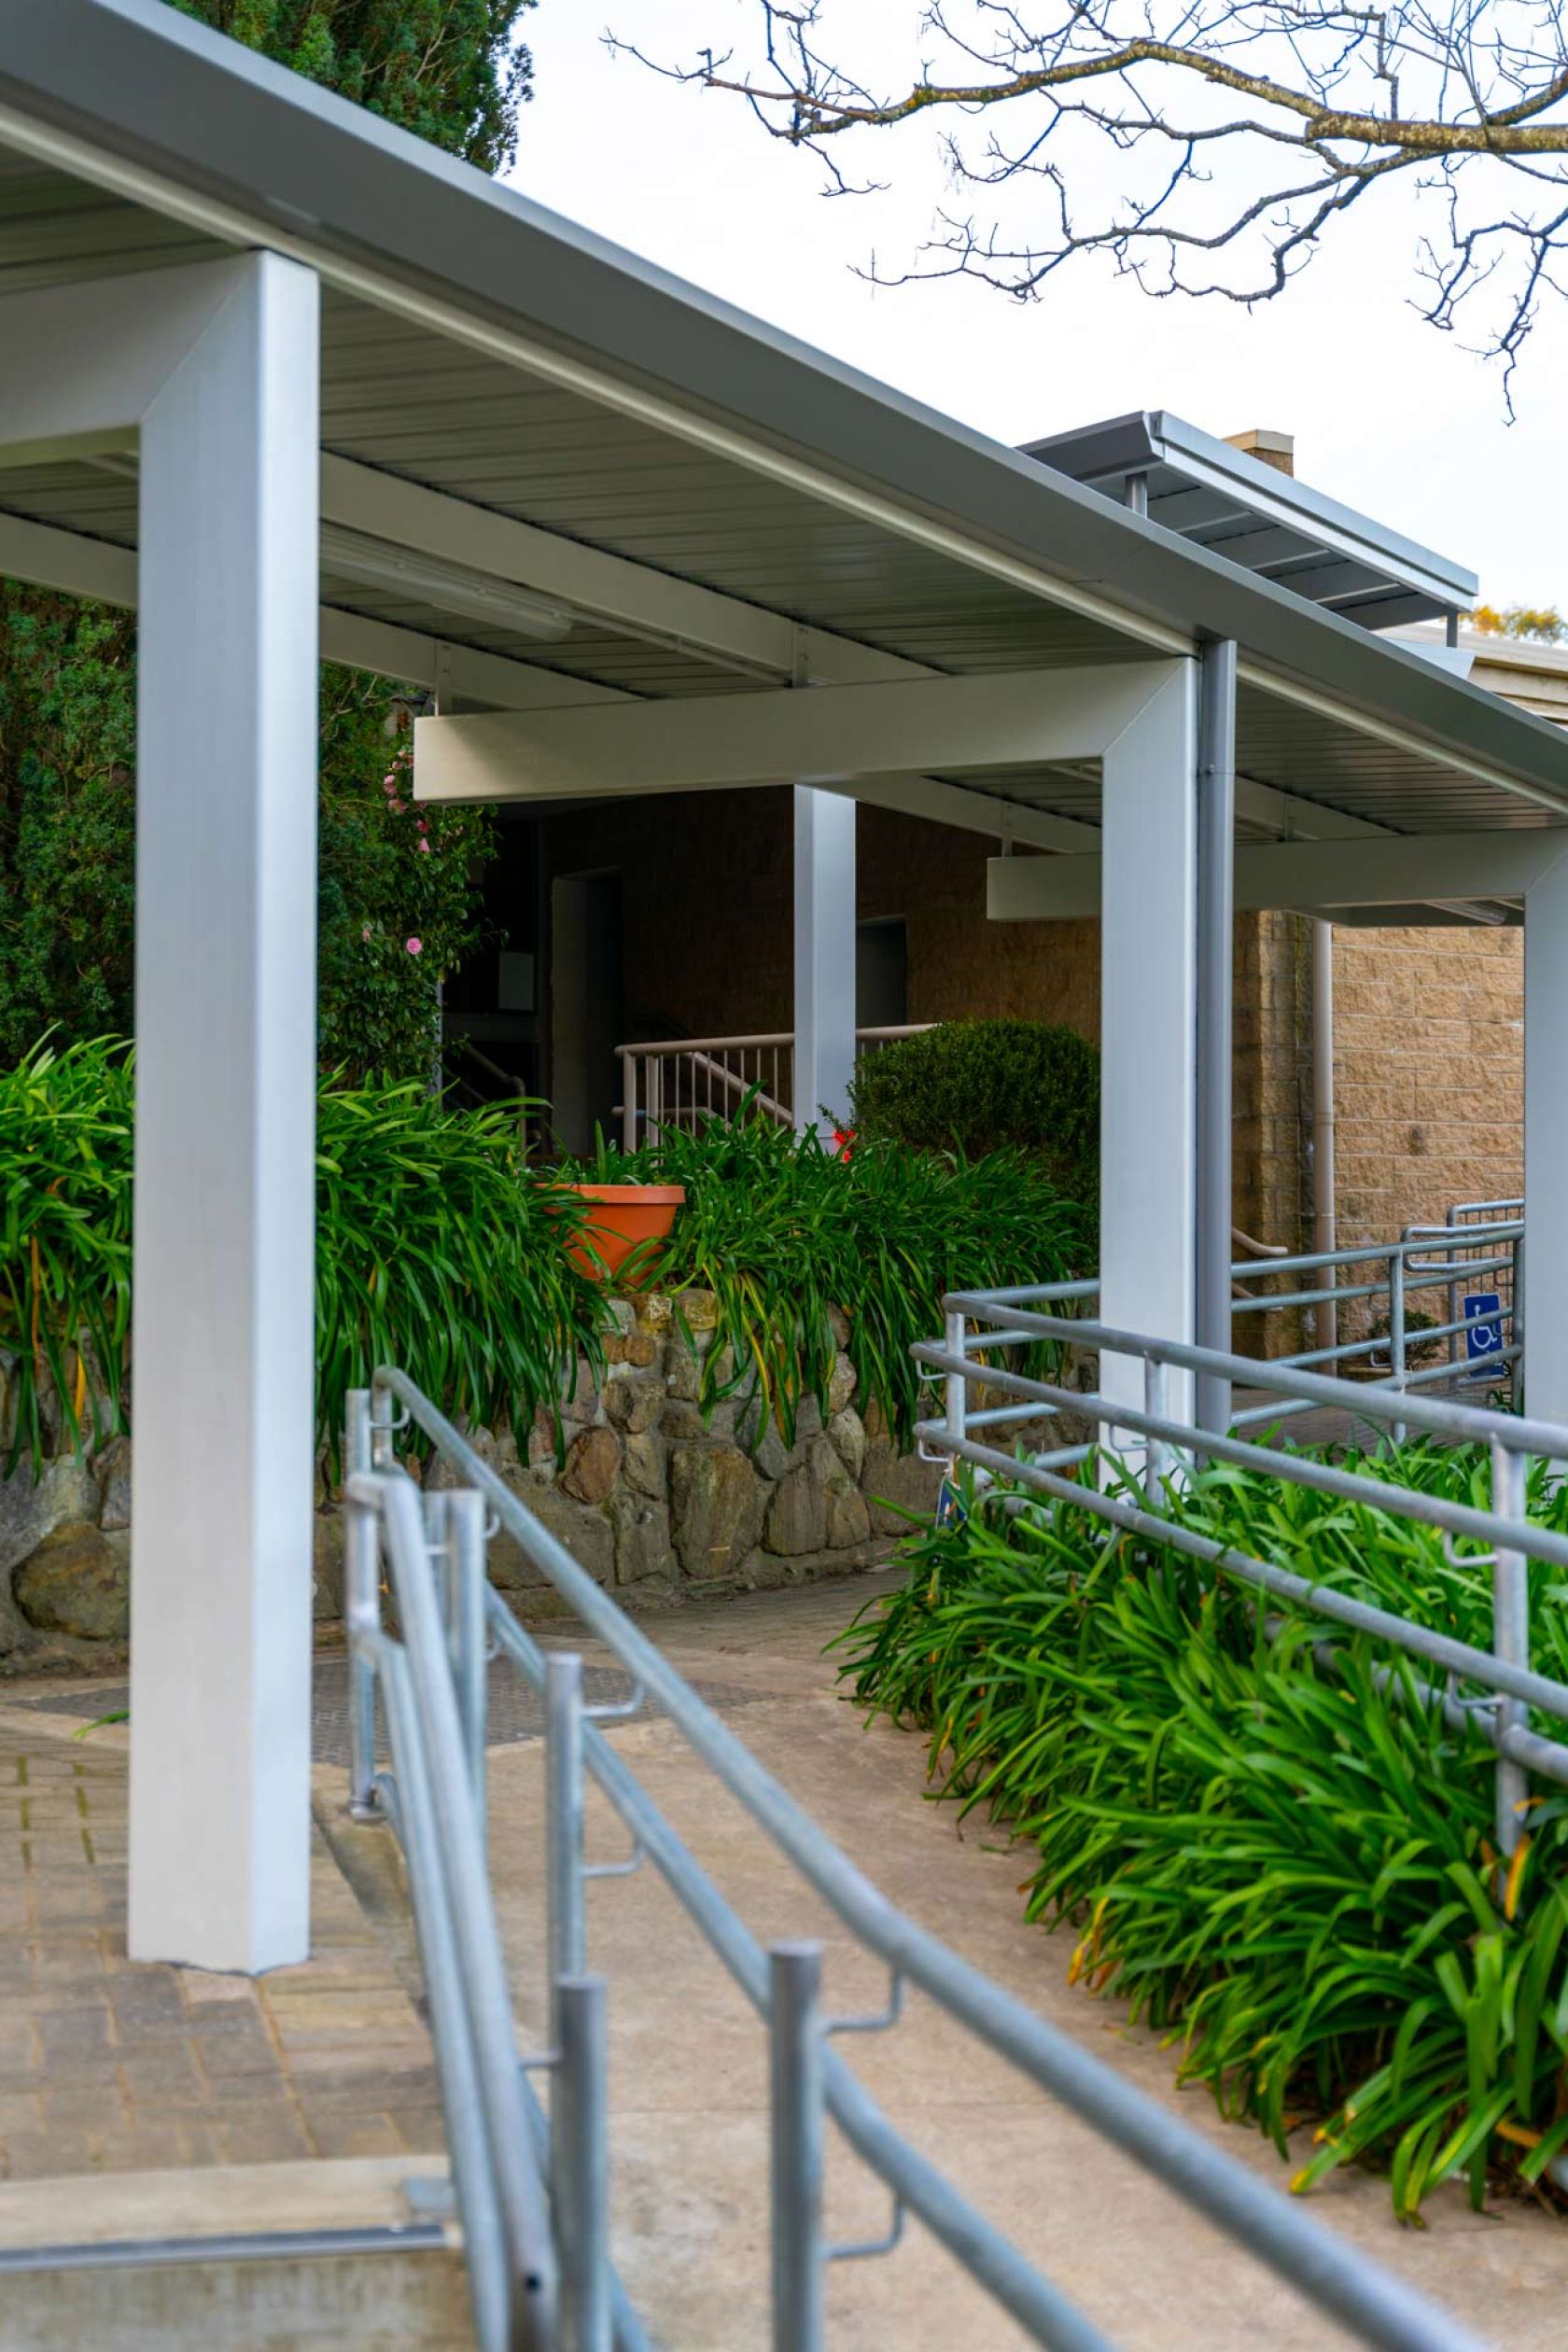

{"left": 0, "top": 0, "right": 1564, "bottom": 852}
{"left": 1027, "top": 412, "right": 1477, "bottom": 632}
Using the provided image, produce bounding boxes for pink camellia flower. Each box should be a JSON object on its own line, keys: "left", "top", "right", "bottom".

{"left": 390, "top": 798, "right": 406, "bottom": 816}
{"left": 383, "top": 777, "right": 397, "bottom": 794}
{"left": 361, "top": 923, "right": 372, "bottom": 943}
{"left": 406, "top": 936, "right": 423, "bottom": 955}
{"left": 418, "top": 839, "right": 431, "bottom": 854}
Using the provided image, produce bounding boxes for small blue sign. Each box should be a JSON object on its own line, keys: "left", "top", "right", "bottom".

{"left": 1464, "top": 1292, "right": 1505, "bottom": 1376}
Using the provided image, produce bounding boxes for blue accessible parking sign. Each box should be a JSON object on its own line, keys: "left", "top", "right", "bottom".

{"left": 1463, "top": 1292, "right": 1505, "bottom": 1377}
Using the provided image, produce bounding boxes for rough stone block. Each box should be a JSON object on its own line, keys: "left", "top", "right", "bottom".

{"left": 670, "top": 1443, "right": 764, "bottom": 1581}
{"left": 827, "top": 1354, "right": 857, "bottom": 1417}
{"left": 15, "top": 1523, "right": 130, "bottom": 1643}
{"left": 861, "top": 1436, "right": 944, "bottom": 1538}
{"left": 490, "top": 1480, "right": 613, "bottom": 1591}
{"left": 0, "top": 1455, "right": 98, "bottom": 1581}
{"left": 764, "top": 1460, "right": 828, "bottom": 1557}
{"left": 603, "top": 1371, "right": 664, "bottom": 1435}
{"left": 622, "top": 1430, "right": 666, "bottom": 1499}
{"left": 313, "top": 1511, "right": 344, "bottom": 1621}
{"left": 828, "top": 1407, "right": 866, "bottom": 1484}
{"left": 558, "top": 1425, "right": 622, "bottom": 1506}
{"left": 611, "top": 1492, "right": 672, "bottom": 1586}
{"left": 97, "top": 1437, "right": 132, "bottom": 1533}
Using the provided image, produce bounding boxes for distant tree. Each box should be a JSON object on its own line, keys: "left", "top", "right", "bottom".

{"left": 1469, "top": 602, "right": 1568, "bottom": 642}
{"left": 628, "top": 2, "right": 1568, "bottom": 386}
{"left": 166, "top": 0, "right": 534, "bottom": 170}
{"left": 0, "top": 0, "right": 537, "bottom": 1076}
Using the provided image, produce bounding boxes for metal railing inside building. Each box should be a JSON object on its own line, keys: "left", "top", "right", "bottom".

{"left": 614, "top": 1027, "right": 931, "bottom": 1148}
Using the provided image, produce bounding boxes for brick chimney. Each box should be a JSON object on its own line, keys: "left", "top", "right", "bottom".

{"left": 1225, "top": 427, "right": 1294, "bottom": 477}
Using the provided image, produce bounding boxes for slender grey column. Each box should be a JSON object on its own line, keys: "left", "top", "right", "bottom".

{"left": 792, "top": 786, "right": 857, "bottom": 1138}
{"left": 1195, "top": 639, "right": 1237, "bottom": 1438}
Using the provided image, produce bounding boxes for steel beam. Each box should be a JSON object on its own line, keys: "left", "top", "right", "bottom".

{"left": 413, "top": 662, "right": 1182, "bottom": 804}
{"left": 0, "top": 503, "right": 618, "bottom": 712}
{"left": 988, "top": 828, "right": 1568, "bottom": 919}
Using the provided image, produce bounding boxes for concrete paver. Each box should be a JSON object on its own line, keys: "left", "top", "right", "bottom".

{"left": 0, "top": 1701, "right": 442, "bottom": 2190}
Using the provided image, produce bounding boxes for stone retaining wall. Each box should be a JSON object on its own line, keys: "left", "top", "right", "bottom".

{"left": 0, "top": 1292, "right": 945, "bottom": 1673}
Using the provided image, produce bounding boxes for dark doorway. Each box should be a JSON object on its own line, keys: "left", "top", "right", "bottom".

{"left": 551, "top": 870, "right": 625, "bottom": 1155}
{"left": 857, "top": 917, "right": 909, "bottom": 1029}
{"left": 442, "top": 809, "right": 543, "bottom": 1108}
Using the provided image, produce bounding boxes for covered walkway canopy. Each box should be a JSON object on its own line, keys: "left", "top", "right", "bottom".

{"left": 3, "top": 0, "right": 1568, "bottom": 1971}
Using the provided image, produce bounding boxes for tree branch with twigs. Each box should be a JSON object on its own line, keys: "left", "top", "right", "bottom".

{"left": 611, "top": 1, "right": 1568, "bottom": 392}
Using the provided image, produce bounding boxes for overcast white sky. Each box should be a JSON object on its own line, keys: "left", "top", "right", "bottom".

{"left": 507, "top": 3, "right": 1568, "bottom": 610}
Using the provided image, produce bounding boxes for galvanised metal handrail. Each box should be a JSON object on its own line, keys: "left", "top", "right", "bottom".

{"left": 1227, "top": 1218, "right": 1523, "bottom": 1425}
{"left": 969, "top": 1222, "right": 1524, "bottom": 1440}
{"left": 920, "top": 1288, "right": 1568, "bottom": 1859}
{"left": 342, "top": 1419, "right": 572, "bottom": 2352}
{"left": 351, "top": 1365, "right": 1485, "bottom": 2352}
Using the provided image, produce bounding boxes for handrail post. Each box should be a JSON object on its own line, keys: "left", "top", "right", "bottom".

{"left": 448, "top": 1490, "right": 490, "bottom": 1855}
{"left": 1491, "top": 1439, "right": 1531, "bottom": 1858}
{"left": 769, "top": 1943, "right": 825, "bottom": 2352}
{"left": 343, "top": 1390, "right": 381, "bottom": 1823}
{"left": 554, "top": 1975, "right": 611, "bottom": 2352}
{"left": 621, "top": 1049, "right": 637, "bottom": 1155}
{"left": 1390, "top": 1247, "right": 1407, "bottom": 1446}
{"left": 1513, "top": 1228, "right": 1526, "bottom": 1412}
{"left": 944, "top": 1308, "right": 967, "bottom": 1455}
{"left": 547, "top": 1654, "right": 588, "bottom": 2032}
{"left": 1144, "top": 1359, "right": 1172, "bottom": 1497}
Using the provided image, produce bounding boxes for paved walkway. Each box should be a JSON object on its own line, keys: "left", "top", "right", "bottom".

{"left": 6, "top": 1574, "right": 1568, "bottom": 2348}
{"left": 0, "top": 1693, "right": 441, "bottom": 2184}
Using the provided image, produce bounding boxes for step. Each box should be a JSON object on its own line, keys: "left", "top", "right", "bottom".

{"left": 0, "top": 2156, "right": 473, "bottom": 2351}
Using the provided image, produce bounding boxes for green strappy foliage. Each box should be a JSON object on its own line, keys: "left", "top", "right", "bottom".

{"left": 840, "top": 1445, "right": 1568, "bottom": 2220}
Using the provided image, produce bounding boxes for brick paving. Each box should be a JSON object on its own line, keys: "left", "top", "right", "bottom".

{"left": 0, "top": 1713, "right": 443, "bottom": 2188}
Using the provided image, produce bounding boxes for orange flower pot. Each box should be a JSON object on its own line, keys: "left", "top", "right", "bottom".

{"left": 561, "top": 1184, "right": 685, "bottom": 1286}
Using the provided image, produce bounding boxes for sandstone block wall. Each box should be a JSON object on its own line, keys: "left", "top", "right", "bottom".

{"left": 1330, "top": 923, "right": 1522, "bottom": 1248}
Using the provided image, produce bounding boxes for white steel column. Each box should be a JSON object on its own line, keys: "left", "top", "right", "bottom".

{"left": 1099, "top": 662, "right": 1200, "bottom": 1432}
{"left": 793, "top": 786, "right": 857, "bottom": 1136}
{"left": 1525, "top": 851, "right": 1568, "bottom": 1427}
{"left": 128, "top": 253, "right": 321, "bottom": 1970}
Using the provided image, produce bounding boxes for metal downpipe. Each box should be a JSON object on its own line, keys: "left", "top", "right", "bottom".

{"left": 1311, "top": 918, "right": 1337, "bottom": 1360}
{"left": 1196, "top": 638, "right": 1237, "bottom": 1435}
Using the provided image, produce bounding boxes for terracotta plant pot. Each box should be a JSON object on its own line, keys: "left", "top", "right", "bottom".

{"left": 560, "top": 1184, "right": 685, "bottom": 1286}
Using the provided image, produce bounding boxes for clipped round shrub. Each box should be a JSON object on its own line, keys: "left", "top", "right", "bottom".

{"left": 847, "top": 1019, "right": 1099, "bottom": 1201}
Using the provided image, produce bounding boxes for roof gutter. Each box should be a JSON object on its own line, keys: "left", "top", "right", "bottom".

{"left": 0, "top": 0, "right": 1565, "bottom": 810}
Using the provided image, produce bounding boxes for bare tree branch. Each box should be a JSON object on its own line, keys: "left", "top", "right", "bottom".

{"left": 610, "top": 1, "right": 1568, "bottom": 383}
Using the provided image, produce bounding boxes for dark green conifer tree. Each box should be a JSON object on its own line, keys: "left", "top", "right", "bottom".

{"left": 0, "top": 1, "right": 536, "bottom": 1073}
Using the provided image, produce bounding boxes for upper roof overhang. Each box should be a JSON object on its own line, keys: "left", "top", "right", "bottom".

{"left": 0, "top": 0, "right": 1563, "bottom": 855}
